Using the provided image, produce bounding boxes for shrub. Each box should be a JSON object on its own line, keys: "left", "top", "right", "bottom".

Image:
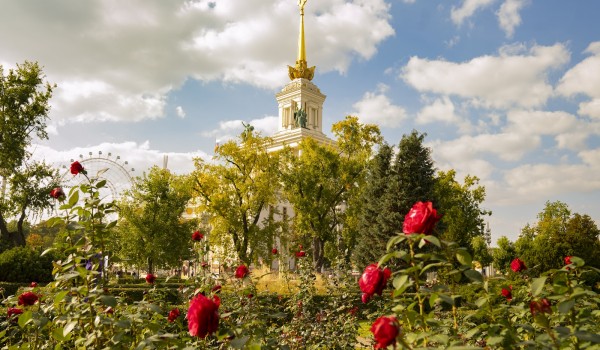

{"left": 0, "top": 246, "right": 60, "bottom": 283}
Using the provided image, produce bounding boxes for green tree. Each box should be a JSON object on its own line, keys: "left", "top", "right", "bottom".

{"left": 115, "top": 166, "right": 195, "bottom": 274}
{"left": 492, "top": 236, "right": 517, "bottom": 274}
{"left": 0, "top": 61, "right": 55, "bottom": 247}
{"left": 516, "top": 201, "right": 600, "bottom": 273}
{"left": 434, "top": 170, "right": 491, "bottom": 250}
{"left": 351, "top": 143, "right": 394, "bottom": 268}
{"left": 351, "top": 130, "right": 436, "bottom": 269}
{"left": 192, "top": 130, "right": 280, "bottom": 265}
{"left": 281, "top": 116, "right": 381, "bottom": 270}
{"left": 471, "top": 236, "right": 493, "bottom": 271}
{"left": 0, "top": 162, "right": 59, "bottom": 247}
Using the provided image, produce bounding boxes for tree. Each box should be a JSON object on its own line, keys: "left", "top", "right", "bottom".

{"left": 191, "top": 130, "right": 280, "bottom": 265}
{"left": 492, "top": 236, "right": 516, "bottom": 274}
{"left": 434, "top": 170, "right": 491, "bottom": 251}
{"left": 471, "top": 236, "right": 493, "bottom": 271}
{"left": 115, "top": 166, "right": 195, "bottom": 274}
{"left": 0, "top": 61, "right": 55, "bottom": 247}
{"left": 0, "top": 162, "right": 60, "bottom": 247}
{"left": 351, "top": 130, "right": 436, "bottom": 269}
{"left": 351, "top": 143, "right": 394, "bottom": 268}
{"left": 515, "top": 201, "right": 600, "bottom": 273}
{"left": 281, "top": 116, "right": 381, "bottom": 271}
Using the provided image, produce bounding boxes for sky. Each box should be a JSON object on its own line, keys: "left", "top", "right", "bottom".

{"left": 1, "top": 0, "right": 599, "bottom": 244}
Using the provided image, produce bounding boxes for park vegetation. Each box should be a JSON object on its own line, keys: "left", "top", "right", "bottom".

{"left": 1, "top": 61, "right": 599, "bottom": 348}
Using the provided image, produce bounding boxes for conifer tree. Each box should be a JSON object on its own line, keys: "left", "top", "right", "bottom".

{"left": 352, "top": 131, "right": 437, "bottom": 268}
{"left": 351, "top": 143, "right": 394, "bottom": 268}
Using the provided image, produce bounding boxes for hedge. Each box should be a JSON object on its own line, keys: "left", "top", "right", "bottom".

{"left": 0, "top": 246, "right": 62, "bottom": 283}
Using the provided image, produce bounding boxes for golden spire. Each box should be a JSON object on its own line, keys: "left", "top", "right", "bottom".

{"left": 288, "top": 0, "right": 315, "bottom": 80}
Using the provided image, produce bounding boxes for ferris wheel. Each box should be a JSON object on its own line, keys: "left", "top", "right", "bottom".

{"left": 59, "top": 151, "right": 136, "bottom": 204}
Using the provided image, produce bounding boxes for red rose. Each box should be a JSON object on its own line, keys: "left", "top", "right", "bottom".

{"left": 192, "top": 230, "right": 204, "bottom": 241}
{"left": 168, "top": 308, "right": 180, "bottom": 322}
{"left": 371, "top": 316, "right": 400, "bottom": 349}
{"left": 501, "top": 287, "right": 512, "bottom": 301}
{"left": 510, "top": 258, "right": 527, "bottom": 273}
{"left": 105, "top": 307, "right": 114, "bottom": 314}
{"left": 272, "top": 248, "right": 278, "bottom": 255}
{"left": 359, "top": 264, "right": 392, "bottom": 302}
{"left": 18, "top": 291, "right": 39, "bottom": 306}
{"left": 235, "top": 265, "right": 249, "bottom": 279}
{"left": 7, "top": 307, "right": 23, "bottom": 318}
{"left": 30, "top": 281, "right": 38, "bottom": 288}
{"left": 361, "top": 293, "right": 371, "bottom": 304}
{"left": 211, "top": 285, "right": 222, "bottom": 293}
{"left": 201, "top": 261, "right": 209, "bottom": 268}
{"left": 295, "top": 251, "right": 306, "bottom": 258}
{"left": 213, "top": 294, "right": 221, "bottom": 308}
{"left": 247, "top": 293, "right": 254, "bottom": 299}
{"left": 564, "top": 256, "right": 572, "bottom": 265}
{"left": 145, "top": 273, "right": 156, "bottom": 284}
{"left": 70, "top": 161, "right": 86, "bottom": 175}
{"left": 402, "top": 201, "right": 441, "bottom": 235}
{"left": 49, "top": 187, "right": 65, "bottom": 200}
{"left": 187, "top": 294, "right": 219, "bottom": 338}
{"left": 530, "top": 298, "right": 552, "bottom": 316}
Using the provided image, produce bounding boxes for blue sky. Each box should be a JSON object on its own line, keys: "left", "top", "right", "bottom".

{"left": 1, "top": 0, "right": 599, "bottom": 244}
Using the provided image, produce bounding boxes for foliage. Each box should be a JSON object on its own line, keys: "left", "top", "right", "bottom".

{"left": 115, "top": 166, "right": 195, "bottom": 274}
{"left": 515, "top": 201, "right": 600, "bottom": 273}
{"left": 281, "top": 116, "right": 381, "bottom": 270}
{"left": 192, "top": 129, "right": 280, "bottom": 265}
{"left": 0, "top": 61, "right": 56, "bottom": 247}
{"left": 376, "top": 226, "right": 600, "bottom": 349}
{"left": 493, "top": 236, "right": 517, "bottom": 274}
{"left": 1, "top": 162, "right": 60, "bottom": 246}
{"left": 0, "top": 246, "right": 60, "bottom": 283}
{"left": 352, "top": 130, "right": 436, "bottom": 269}
{"left": 434, "top": 170, "right": 491, "bottom": 250}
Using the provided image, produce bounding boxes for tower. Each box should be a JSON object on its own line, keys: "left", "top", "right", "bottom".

{"left": 269, "top": 0, "right": 333, "bottom": 152}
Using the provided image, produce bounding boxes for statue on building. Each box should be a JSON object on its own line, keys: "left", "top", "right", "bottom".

{"left": 294, "top": 107, "right": 307, "bottom": 128}
{"left": 241, "top": 121, "right": 254, "bottom": 139}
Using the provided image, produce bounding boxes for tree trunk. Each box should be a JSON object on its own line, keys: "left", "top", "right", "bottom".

{"left": 312, "top": 237, "right": 324, "bottom": 272}
{"left": 147, "top": 257, "right": 154, "bottom": 275}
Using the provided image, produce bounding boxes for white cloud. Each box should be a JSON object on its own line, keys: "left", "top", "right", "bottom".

{"left": 451, "top": 0, "right": 495, "bottom": 26}
{"left": 176, "top": 106, "right": 186, "bottom": 118}
{"left": 497, "top": 0, "right": 528, "bottom": 38}
{"left": 201, "top": 115, "right": 279, "bottom": 142}
{"left": 0, "top": 0, "right": 394, "bottom": 124}
{"left": 416, "top": 96, "right": 471, "bottom": 133}
{"left": 401, "top": 43, "right": 570, "bottom": 109}
{"left": 557, "top": 41, "right": 600, "bottom": 119}
{"left": 28, "top": 141, "right": 207, "bottom": 186}
{"left": 351, "top": 85, "right": 407, "bottom": 127}
{"left": 578, "top": 99, "right": 600, "bottom": 119}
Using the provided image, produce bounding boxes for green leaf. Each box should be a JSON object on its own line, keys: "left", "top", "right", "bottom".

{"left": 557, "top": 299, "right": 575, "bottom": 314}
{"left": 68, "top": 190, "right": 79, "bottom": 207}
{"left": 393, "top": 275, "right": 409, "bottom": 290}
{"left": 64, "top": 321, "right": 77, "bottom": 337}
{"left": 96, "top": 179, "right": 107, "bottom": 188}
{"left": 424, "top": 235, "right": 441, "bottom": 248}
{"left": 18, "top": 310, "right": 32, "bottom": 328}
{"left": 456, "top": 249, "right": 472, "bottom": 266}
{"left": 437, "top": 293, "right": 454, "bottom": 306}
{"left": 575, "top": 331, "right": 600, "bottom": 343}
{"left": 464, "top": 269, "right": 483, "bottom": 283}
{"left": 386, "top": 235, "right": 407, "bottom": 252}
{"left": 54, "top": 291, "right": 69, "bottom": 305}
{"left": 52, "top": 328, "right": 66, "bottom": 342}
{"left": 475, "top": 296, "right": 487, "bottom": 308}
{"left": 41, "top": 247, "right": 54, "bottom": 256}
{"left": 531, "top": 276, "right": 547, "bottom": 297}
